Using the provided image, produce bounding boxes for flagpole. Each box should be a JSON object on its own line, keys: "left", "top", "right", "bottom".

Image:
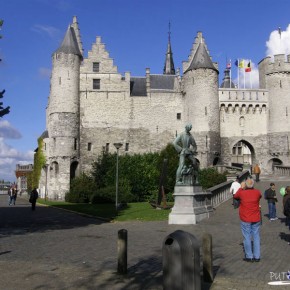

{"left": 250, "top": 60, "right": 252, "bottom": 89}
{"left": 229, "top": 59, "right": 232, "bottom": 87}
{"left": 243, "top": 62, "right": 246, "bottom": 89}
{"left": 237, "top": 59, "right": 240, "bottom": 89}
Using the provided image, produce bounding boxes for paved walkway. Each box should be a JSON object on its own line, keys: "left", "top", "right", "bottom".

{"left": 0, "top": 175, "right": 290, "bottom": 289}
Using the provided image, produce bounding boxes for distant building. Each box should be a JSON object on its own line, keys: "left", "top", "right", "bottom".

{"left": 15, "top": 164, "right": 33, "bottom": 193}
{"left": 0, "top": 180, "right": 13, "bottom": 194}
{"left": 39, "top": 16, "right": 290, "bottom": 200}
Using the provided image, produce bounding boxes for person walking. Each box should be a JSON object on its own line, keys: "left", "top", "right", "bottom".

{"left": 234, "top": 177, "right": 262, "bottom": 262}
{"left": 8, "top": 186, "right": 17, "bottom": 205}
{"left": 230, "top": 176, "right": 241, "bottom": 208}
{"left": 29, "top": 188, "right": 39, "bottom": 211}
{"left": 265, "top": 182, "right": 278, "bottom": 221}
{"left": 252, "top": 164, "right": 261, "bottom": 182}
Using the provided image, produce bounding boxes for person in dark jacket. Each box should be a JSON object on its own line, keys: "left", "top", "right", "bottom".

{"left": 30, "top": 188, "right": 39, "bottom": 211}
{"left": 265, "top": 183, "right": 278, "bottom": 221}
{"left": 283, "top": 186, "right": 290, "bottom": 231}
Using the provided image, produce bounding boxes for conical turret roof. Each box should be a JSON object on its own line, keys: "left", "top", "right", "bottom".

{"left": 54, "top": 26, "right": 82, "bottom": 58}
{"left": 185, "top": 41, "right": 218, "bottom": 73}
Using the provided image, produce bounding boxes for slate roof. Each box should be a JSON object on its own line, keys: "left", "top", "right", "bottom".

{"left": 54, "top": 26, "right": 82, "bottom": 58}
{"left": 185, "top": 42, "right": 218, "bottom": 73}
{"left": 150, "top": 75, "right": 175, "bottom": 90}
{"left": 130, "top": 75, "right": 175, "bottom": 96}
{"left": 130, "top": 78, "right": 147, "bottom": 96}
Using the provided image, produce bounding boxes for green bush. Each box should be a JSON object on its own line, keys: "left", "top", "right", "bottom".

{"left": 90, "top": 178, "right": 134, "bottom": 204}
{"left": 65, "top": 173, "right": 97, "bottom": 203}
{"left": 198, "top": 167, "right": 227, "bottom": 189}
{"left": 158, "top": 143, "right": 179, "bottom": 194}
{"left": 91, "top": 152, "right": 160, "bottom": 202}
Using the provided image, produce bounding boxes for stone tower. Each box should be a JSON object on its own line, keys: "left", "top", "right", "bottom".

{"left": 259, "top": 54, "right": 290, "bottom": 159}
{"left": 46, "top": 18, "right": 82, "bottom": 199}
{"left": 181, "top": 32, "right": 220, "bottom": 167}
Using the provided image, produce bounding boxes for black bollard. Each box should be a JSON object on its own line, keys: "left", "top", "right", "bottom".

{"left": 117, "top": 229, "right": 127, "bottom": 274}
{"left": 202, "top": 233, "right": 213, "bottom": 283}
{"left": 163, "top": 230, "right": 201, "bottom": 290}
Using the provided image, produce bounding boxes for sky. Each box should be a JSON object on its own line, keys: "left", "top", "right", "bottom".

{"left": 1, "top": 0, "right": 290, "bottom": 182}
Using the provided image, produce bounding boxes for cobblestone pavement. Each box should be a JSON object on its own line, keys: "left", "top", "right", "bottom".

{"left": 0, "top": 175, "right": 290, "bottom": 289}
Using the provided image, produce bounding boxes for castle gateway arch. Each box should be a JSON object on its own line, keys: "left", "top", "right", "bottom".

{"left": 231, "top": 139, "right": 255, "bottom": 168}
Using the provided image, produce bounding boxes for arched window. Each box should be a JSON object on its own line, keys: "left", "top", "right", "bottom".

{"left": 239, "top": 116, "right": 245, "bottom": 127}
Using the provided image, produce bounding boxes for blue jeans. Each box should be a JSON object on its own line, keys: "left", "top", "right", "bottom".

{"left": 241, "top": 221, "right": 261, "bottom": 259}
{"left": 268, "top": 202, "right": 276, "bottom": 219}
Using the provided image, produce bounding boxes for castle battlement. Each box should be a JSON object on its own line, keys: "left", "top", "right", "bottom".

{"left": 219, "top": 88, "right": 268, "bottom": 103}
{"left": 259, "top": 54, "right": 290, "bottom": 75}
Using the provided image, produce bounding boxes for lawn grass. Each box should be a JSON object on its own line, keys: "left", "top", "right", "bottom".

{"left": 37, "top": 199, "right": 172, "bottom": 222}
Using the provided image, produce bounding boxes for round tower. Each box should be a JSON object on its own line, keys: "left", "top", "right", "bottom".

{"left": 182, "top": 32, "right": 220, "bottom": 168}
{"left": 46, "top": 24, "right": 82, "bottom": 199}
{"left": 258, "top": 54, "right": 290, "bottom": 163}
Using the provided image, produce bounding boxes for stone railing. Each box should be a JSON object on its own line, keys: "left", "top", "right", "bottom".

{"left": 208, "top": 170, "right": 251, "bottom": 208}
{"left": 273, "top": 165, "right": 290, "bottom": 176}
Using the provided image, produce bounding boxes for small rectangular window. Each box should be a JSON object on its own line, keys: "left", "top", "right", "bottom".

{"left": 93, "top": 62, "right": 100, "bottom": 72}
{"left": 105, "top": 143, "right": 109, "bottom": 153}
{"left": 125, "top": 143, "right": 129, "bottom": 151}
{"left": 88, "top": 143, "right": 92, "bottom": 151}
{"left": 74, "top": 138, "right": 77, "bottom": 150}
{"left": 93, "top": 79, "right": 100, "bottom": 90}
{"left": 177, "top": 113, "right": 181, "bottom": 120}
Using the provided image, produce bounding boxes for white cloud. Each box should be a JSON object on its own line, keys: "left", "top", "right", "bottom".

{"left": 0, "top": 138, "right": 34, "bottom": 182}
{"left": 0, "top": 120, "right": 22, "bottom": 139}
{"left": 266, "top": 25, "right": 290, "bottom": 57}
{"left": 31, "top": 24, "right": 61, "bottom": 39}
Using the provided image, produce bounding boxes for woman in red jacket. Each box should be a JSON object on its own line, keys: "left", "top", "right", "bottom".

{"left": 234, "top": 177, "right": 262, "bottom": 262}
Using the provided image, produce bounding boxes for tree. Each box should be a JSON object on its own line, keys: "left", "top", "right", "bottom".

{"left": 0, "top": 20, "right": 10, "bottom": 118}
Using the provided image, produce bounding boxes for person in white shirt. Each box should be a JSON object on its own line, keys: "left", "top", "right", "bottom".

{"left": 230, "top": 176, "right": 241, "bottom": 208}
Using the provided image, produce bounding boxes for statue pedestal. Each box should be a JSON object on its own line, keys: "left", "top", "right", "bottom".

{"left": 169, "top": 185, "right": 213, "bottom": 225}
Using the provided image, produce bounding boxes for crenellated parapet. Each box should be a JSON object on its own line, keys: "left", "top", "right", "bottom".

{"left": 259, "top": 54, "right": 290, "bottom": 89}
{"left": 219, "top": 88, "right": 268, "bottom": 103}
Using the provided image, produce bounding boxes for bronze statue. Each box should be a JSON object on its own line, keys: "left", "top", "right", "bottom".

{"left": 173, "top": 123, "right": 199, "bottom": 185}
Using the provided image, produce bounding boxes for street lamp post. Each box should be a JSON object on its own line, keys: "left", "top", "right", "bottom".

{"left": 113, "top": 143, "right": 123, "bottom": 211}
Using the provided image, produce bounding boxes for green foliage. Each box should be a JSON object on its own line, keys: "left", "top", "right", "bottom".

{"left": 90, "top": 179, "right": 134, "bottom": 204}
{"left": 0, "top": 19, "right": 3, "bottom": 39}
{"left": 91, "top": 152, "right": 160, "bottom": 202}
{"left": 26, "top": 171, "right": 34, "bottom": 193}
{"left": 92, "top": 152, "right": 115, "bottom": 189}
{"left": 74, "top": 143, "right": 226, "bottom": 204}
{"left": 32, "top": 137, "right": 46, "bottom": 188}
{"left": 198, "top": 167, "right": 227, "bottom": 189}
{"left": 65, "top": 173, "right": 97, "bottom": 203}
{"left": 157, "top": 143, "right": 179, "bottom": 194}
{"left": 0, "top": 20, "right": 10, "bottom": 118}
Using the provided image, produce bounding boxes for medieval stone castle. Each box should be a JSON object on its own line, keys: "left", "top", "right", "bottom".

{"left": 39, "top": 16, "right": 290, "bottom": 199}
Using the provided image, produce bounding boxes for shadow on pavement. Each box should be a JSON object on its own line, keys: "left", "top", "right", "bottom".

{"left": 0, "top": 198, "right": 106, "bottom": 237}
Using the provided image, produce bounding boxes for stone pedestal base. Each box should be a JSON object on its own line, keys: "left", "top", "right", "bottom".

{"left": 169, "top": 185, "right": 213, "bottom": 225}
